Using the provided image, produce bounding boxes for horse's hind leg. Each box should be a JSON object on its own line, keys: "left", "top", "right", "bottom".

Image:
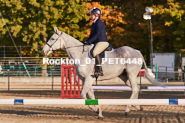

{"left": 119, "top": 72, "right": 142, "bottom": 116}
{"left": 119, "top": 70, "right": 133, "bottom": 87}
{"left": 124, "top": 79, "right": 142, "bottom": 111}
{"left": 88, "top": 86, "right": 103, "bottom": 119}
{"left": 125, "top": 73, "right": 142, "bottom": 115}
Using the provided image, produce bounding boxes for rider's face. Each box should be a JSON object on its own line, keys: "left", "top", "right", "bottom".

{"left": 91, "top": 14, "right": 96, "bottom": 20}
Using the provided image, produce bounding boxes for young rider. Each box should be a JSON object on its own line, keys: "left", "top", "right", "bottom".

{"left": 84, "top": 7, "right": 109, "bottom": 76}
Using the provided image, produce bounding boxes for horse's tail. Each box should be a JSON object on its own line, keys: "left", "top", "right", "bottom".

{"left": 142, "top": 57, "right": 165, "bottom": 86}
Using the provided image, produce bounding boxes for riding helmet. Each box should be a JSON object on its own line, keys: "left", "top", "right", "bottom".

{"left": 90, "top": 7, "right": 102, "bottom": 15}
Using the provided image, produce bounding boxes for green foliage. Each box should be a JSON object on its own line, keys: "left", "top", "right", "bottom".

{"left": 0, "top": 0, "right": 185, "bottom": 59}
{"left": 152, "top": 0, "right": 185, "bottom": 53}
{"left": 94, "top": 0, "right": 185, "bottom": 63}
{"left": 0, "top": 0, "right": 88, "bottom": 56}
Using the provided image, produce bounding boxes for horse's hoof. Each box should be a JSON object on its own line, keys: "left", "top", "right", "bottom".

{"left": 133, "top": 105, "right": 143, "bottom": 111}
{"left": 95, "top": 110, "right": 99, "bottom": 114}
{"left": 98, "top": 116, "right": 104, "bottom": 120}
{"left": 140, "top": 106, "right": 143, "bottom": 111}
{"left": 125, "top": 112, "right": 130, "bottom": 116}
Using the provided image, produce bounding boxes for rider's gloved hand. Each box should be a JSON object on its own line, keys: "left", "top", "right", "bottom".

{"left": 83, "top": 41, "right": 89, "bottom": 45}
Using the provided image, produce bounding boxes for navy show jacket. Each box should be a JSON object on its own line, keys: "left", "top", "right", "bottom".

{"left": 86, "top": 18, "right": 109, "bottom": 44}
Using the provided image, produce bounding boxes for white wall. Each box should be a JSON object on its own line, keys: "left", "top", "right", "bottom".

{"left": 153, "top": 53, "right": 175, "bottom": 72}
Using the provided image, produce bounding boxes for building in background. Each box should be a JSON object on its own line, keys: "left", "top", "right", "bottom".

{"left": 152, "top": 53, "right": 182, "bottom": 81}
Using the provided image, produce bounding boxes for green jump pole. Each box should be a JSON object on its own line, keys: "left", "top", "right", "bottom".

{"left": 22, "top": 63, "right": 30, "bottom": 77}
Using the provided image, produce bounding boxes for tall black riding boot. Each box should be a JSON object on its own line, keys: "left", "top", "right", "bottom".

{"left": 94, "top": 54, "right": 103, "bottom": 77}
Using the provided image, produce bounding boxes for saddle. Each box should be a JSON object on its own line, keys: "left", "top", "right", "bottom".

{"left": 90, "top": 44, "right": 113, "bottom": 62}
{"left": 88, "top": 44, "right": 113, "bottom": 78}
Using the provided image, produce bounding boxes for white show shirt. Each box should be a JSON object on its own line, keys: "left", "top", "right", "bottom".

{"left": 94, "top": 18, "right": 98, "bottom": 23}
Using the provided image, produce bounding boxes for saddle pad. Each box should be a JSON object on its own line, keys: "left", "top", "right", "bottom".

{"left": 88, "top": 44, "right": 114, "bottom": 59}
{"left": 88, "top": 44, "right": 94, "bottom": 59}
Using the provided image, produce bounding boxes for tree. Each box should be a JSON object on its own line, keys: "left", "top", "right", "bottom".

{"left": 1, "top": 0, "right": 184, "bottom": 60}
{"left": 152, "top": 0, "right": 185, "bottom": 53}
{"left": 0, "top": 0, "right": 88, "bottom": 57}
{"left": 87, "top": 0, "right": 185, "bottom": 63}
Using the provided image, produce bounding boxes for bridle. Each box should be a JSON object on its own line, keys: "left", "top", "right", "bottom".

{"left": 46, "top": 32, "right": 88, "bottom": 53}
{"left": 46, "top": 32, "right": 63, "bottom": 51}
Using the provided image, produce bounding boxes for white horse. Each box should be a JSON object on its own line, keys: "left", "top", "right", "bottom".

{"left": 42, "top": 27, "right": 164, "bottom": 118}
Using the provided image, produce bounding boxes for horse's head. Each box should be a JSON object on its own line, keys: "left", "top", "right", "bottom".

{"left": 42, "top": 27, "right": 65, "bottom": 56}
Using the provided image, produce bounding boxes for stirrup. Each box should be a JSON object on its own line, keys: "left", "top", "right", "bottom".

{"left": 99, "top": 72, "right": 103, "bottom": 76}
{"left": 94, "top": 72, "right": 103, "bottom": 76}
{"left": 94, "top": 71, "right": 99, "bottom": 78}
{"left": 98, "top": 66, "right": 103, "bottom": 76}
{"left": 94, "top": 67, "right": 103, "bottom": 77}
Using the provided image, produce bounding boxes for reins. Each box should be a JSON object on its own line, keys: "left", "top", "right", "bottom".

{"left": 63, "top": 44, "right": 89, "bottom": 53}
{"left": 46, "top": 32, "right": 89, "bottom": 53}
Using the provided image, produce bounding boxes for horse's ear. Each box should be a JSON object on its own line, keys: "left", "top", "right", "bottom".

{"left": 54, "top": 27, "right": 58, "bottom": 33}
{"left": 54, "top": 27, "right": 61, "bottom": 35}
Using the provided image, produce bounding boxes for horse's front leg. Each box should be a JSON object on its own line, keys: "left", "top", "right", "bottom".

{"left": 81, "top": 77, "right": 93, "bottom": 99}
{"left": 88, "top": 86, "right": 103, "bottom": 119}
{"left": 81, "top": 77, "right": 103, "bottom": 119}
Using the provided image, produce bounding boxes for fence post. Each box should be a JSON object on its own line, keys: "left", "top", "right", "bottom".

{"left": 3, "top": 45, "right": 5, "bottom": 58}
{"left": 155, "top": 63, "right": 158, "bottom": 79}
{"left": 166, "top": 67, "right": 168, "bottom": 83}
{"left": 140, "top": 71, "right": 142, "bottom": 93}
{"left": 34, "top": 67, "right": 36, "bottom": 77}
{"left": 19, "top": 66, "right": 21, "bottom": 77}
{"left": 52, "top": 68, "right": 54, "bottom": 91}
{"left": 20, "top": 45, "right": 22, "bottom": 61}
{"left": 50, "top": 67, "right": 52, "bottom": 77}
{"left": 3, "top": 66, "right": 4, "bottom": 77}
{"left": 3, "top": 46, "right": 5, "bottom": 69}
{"left": 8, "top": 69, "right": 10, "bottom": 91}
{"left": 184, "top": 72, "right": 185, "bottom": 94}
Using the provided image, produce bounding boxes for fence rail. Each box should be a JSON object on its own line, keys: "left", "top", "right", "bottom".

{"left": 0, "top": 45, "right": 68, "bottom": 57}
{"left": 0, "top": 65, "right": 184, "bottom": 81}
{"left": 1, "top": 67, "right": 61, "bottom": 77}
{"left": 0, "top": 57, "right": 68, "bottom": 67}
